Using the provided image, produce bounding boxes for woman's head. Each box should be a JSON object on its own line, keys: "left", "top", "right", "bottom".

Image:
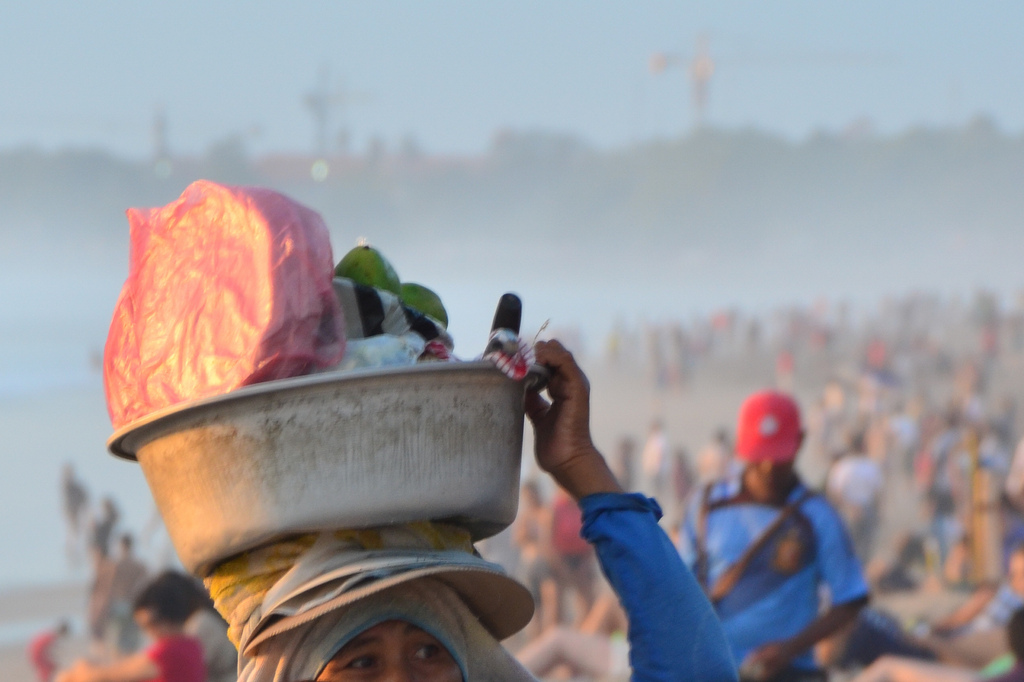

{"left": 251, "top": 577, "right": 536, "bottom": 682}
{"left": 284, "top": 580, "right": 470, "bottom": 682}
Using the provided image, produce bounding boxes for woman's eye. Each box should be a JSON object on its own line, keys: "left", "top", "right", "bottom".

{"left": 414, "top": 644, "right": 440, "bottom": 660}
{"left": 346, "top": 655, "right": 376, "bottom": 669}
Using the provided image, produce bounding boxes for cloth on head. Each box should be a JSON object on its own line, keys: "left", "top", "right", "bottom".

{"left": 238, "top": 578, "right": 538, "bottom": 682}
{"left": 206, "top": 523, "right": 474, "bottom": 648}
{"left": 204, "top": 522, "right": 534, "bottom": 681}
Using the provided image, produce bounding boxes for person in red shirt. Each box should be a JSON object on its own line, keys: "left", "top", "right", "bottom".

{"left": 56, "top": 573, "right": 206, "bottom": 682}
{"left": 27, "top": 620, "right": 69, "bottom": 682}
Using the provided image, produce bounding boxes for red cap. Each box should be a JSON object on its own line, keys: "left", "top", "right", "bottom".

{"left": 735, "top": 390, "right": 803, "bottom": 463}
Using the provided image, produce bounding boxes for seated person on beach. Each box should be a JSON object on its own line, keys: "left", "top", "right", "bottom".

{"left": 221, "top": 340, "right": 738, "bottom": 682}
{"left": 516, "top": 590, "right": 630, "bottom": 679}
{"left": 844, "top": 606, "right": 1024, "bottom": 682}
{"left": 28, "top": 620, "right": 70, "bottom": 682}
{"left": 155, "top": 572, "right": 238, "bottom": 682}
{"left": 920, "top": 542, "right": 1024, "bottom": 668}
{"left": 57, "top": 573, "right": 206, "bottom": 682}
{"left": 824, "top": 544, "right": 1024, "bottom": 674}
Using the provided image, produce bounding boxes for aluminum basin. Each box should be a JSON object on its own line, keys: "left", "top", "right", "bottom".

{"left": 108, "top": 362, "right": 535, "bottom": 576}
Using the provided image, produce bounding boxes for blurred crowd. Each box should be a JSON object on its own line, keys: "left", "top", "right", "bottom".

{"left": 32, "top": 289, "right": 1024, "bottom": 681}
{"left": 484, "top": 291, "right": 1024, "bottom": 680}
{"left": 29, "top": 470, "right": 236, "bottom": 682}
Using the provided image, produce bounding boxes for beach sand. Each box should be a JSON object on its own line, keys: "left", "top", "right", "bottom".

{"left": 0, "top": 582, "right": 87, "bottom": 681}
{"left": 0, "top": 583, "right": 85, "bottom": 627}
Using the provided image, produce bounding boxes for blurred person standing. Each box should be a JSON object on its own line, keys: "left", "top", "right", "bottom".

{"left": 680, "top": 390, "right": 869, "bottom": 682}
{"left": 811, "top": 381, "right": 849, "bottom": 464}
{"left": 107, "top": 535, "right": 150, "bottom": 655}
{"left": 671, "top": 446, "right": 696, "bottom": 507}
{"left": 550, "top": 488, "right": 597, "bottom": 627}
{"left": 647, "top": 326, "right": 669, "bottom": 388}
{"left": 826, "top": 431, "right": 885, "bottom": 562}
{"left": 641, "top": 419, "right": 669, "bottom": 499}
{"left": 84, "top": 496, "right": 126, "bottom": 657}
{"left": 513, "top": 480, "right": 559, "bottom": 638}
{"left": 1005, "top": 435, "right": 1024, "bottom": 512}
{"left": 664, "top": 446, "right": 697, "bottom": 534}
{"left": 61, "top": 465, "right": 89, "bottom": 567}
{"left": 979, "top": 422, "right": 1012, "bottom": 477}
{"left": 923, "top": 410, "right": 967, "bottom": 562}
{"left": 697, "top": 428, "right": 737, "bottom": 486}
{"left": 86, "top": 548, "right": 115, "bottom": 658}
{"left": 669, "top": 323, "right": 693, "bottom": 388}
{"left": 888, "top": 399, "right": 922, "bottom": 476}
{"left": 89, "top": 497, "right": 120, "bottom": 565}
{"left": 611, "top": 436, "right": 637, "bottom": 492}
{"left": 970, "top": 424, "right": 1011, "bottom": 586}
{"left": 775, "top": 350, "right": 795, "bottom": 392}
{"left": 90, "top": 534, "right": 149, "bottom": 658}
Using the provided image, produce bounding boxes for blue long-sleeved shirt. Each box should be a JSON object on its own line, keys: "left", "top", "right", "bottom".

{"left": 580, "top": 492, "right": 738, "bottom": 682}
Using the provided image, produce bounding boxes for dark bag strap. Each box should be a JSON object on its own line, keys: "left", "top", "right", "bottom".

{"left": 695, "top": 483, "right": 715, "bottom": 589}
{"left": 699, "top": 489, "right": 814, "bottom": 603}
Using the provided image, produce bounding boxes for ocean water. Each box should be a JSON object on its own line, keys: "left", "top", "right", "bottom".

{"left": 0, "top": 230, "right": 155, "bottom": 587}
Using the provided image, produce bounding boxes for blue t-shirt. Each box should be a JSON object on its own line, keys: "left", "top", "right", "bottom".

{"left": 678, "top": 478, "right": 869, "bottom": 670}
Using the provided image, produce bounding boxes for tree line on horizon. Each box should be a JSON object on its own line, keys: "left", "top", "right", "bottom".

{"left": 2, "top": 119, "right": 1022, "bottom": 257}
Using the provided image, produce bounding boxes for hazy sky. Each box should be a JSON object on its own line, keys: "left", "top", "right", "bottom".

{"left": 2, "top": 1, "right": 1023, "bottom": 157}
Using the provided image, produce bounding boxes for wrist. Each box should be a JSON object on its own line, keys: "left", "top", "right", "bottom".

{"left": 546, "top": 448, "right": 622, "bottom": 500}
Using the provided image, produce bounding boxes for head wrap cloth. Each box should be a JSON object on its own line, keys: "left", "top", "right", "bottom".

{"left": 204, "top": 522, "right": 537, "bottom": 682}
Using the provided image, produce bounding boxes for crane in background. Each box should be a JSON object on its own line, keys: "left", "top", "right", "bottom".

{"left": 650, "top": 34, "right": 895, "bottom": 134}
{"left": 304, "top": 64, "right": 373, "bottom": 157}
{"left": 650, "top": 34, "right": 714, "bottom": 130}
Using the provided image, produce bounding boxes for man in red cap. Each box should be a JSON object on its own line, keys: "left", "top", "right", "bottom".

{"left": 679, "top": 390, "right": 869, "bottom": 682}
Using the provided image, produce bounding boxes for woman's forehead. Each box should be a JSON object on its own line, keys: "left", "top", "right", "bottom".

{"left": 345, "top": 620, "right": 430, "bottom": 645}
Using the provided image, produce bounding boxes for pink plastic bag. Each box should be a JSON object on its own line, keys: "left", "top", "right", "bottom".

{"left": 104, "top": 180, "right": 345, "bottom": 428}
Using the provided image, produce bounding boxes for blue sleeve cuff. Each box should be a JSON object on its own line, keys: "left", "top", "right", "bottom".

{"left": 579, "top": 491, "right": 663, "bottom": 530}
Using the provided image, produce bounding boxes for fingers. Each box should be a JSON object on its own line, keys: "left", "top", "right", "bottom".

{"left": 534, "top": 339, "right": 574, "bottom": 369}
{"left": 535, "top": 340, "right": 589, "bottom": 398}
{"left": 525, "top": 390, "right": 551, "bottom": 424}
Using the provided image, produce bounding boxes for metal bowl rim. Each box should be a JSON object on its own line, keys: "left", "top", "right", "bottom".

{"left": 107, "top": 360, "right": 531, "bottom": 461}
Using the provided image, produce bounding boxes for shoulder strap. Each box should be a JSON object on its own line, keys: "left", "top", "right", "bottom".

{"left": 694, "top": 483, "right": 715, "bottom": 589}
{"left": 707, "top": 490, "right": 814, "bottom": 603}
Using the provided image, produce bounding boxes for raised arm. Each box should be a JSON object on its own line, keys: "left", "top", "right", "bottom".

{"left": 527, "top": 340, "right": 737, "bottom": 682}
